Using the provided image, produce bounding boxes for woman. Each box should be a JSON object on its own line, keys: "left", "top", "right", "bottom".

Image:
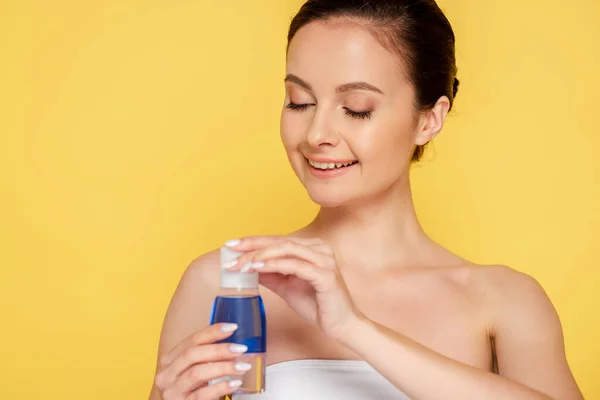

{"left": 150, "top": 1, "right": 583, "bottom": 399}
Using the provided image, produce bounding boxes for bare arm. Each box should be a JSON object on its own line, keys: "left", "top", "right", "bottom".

{"left": 149, "top": 251, "right": 221, "bottom": 400}
{"left": 489, "top": 268, "right": 582, "bottom": 398}
{"left": 339, "top": 267, "right": 582, "bottom": 400}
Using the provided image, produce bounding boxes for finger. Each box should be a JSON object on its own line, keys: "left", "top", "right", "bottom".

{"left": 161, "top": 323, "right": 239, "bottom": 367}
{"left": 228, "top": 240, "right": 330, "bottom": 273}
{"left": 186, "top": 378, "right": 243, "bottom": 400}
{"left": 312, "top": 243, "right": 334, "bottom": 256}
{"left": 222, "top": 236, "right": 327, "bottom": 271}
{"left": 174, "top": 360, "right": 250, "bottom": 396}
{"left": 253, "top": 240, "right": 331, "bottom": 267}
{"left": 257, "top": 258, "right": 332, "bottom": 291}
{"left": 156, "top": 342, "right": 248, "bottom": 389}
{"left": 226, "top": 235, "right": 324, "bottom": 252}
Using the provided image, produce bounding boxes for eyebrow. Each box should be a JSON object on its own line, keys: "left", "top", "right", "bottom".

{"left": 284, "top": 74, "right": 384, "bottom": 95}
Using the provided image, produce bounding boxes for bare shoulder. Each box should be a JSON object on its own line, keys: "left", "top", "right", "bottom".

{"left": 470, "top": 265, "right": 554, "bottom": 312}
{"left": 180, "top": 249, "right": 222, "bottom": 291}
{"left": 464, "top": 266, "right": 581, "bottom": 397}
{"left": 465, "top": 264, "right": 556, "bottom": 322}
{"left": 156, "top": 249, "right": 222, "bottom": 358}
{"left": 437, "top": 263, "right": 562, "bottom": 337}
{"left": 469, "top": 264, "right": 545, "bottom": 293}
{"left": 469, "top": 265, "right": 568, "bottom": 364}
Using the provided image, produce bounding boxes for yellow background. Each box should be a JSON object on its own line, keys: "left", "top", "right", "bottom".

{"left": 1, "top": 0, "right": 598, "bottom": 398}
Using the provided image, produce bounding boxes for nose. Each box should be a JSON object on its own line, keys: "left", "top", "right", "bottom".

{"left": 305, "top": 107, "right": 340, "bottom": 149}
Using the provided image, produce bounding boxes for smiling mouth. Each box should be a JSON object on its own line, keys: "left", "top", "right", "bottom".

{"left": 306, "top": 158, "right": 359, "bottom": 170}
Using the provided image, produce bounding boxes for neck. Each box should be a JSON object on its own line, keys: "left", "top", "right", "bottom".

{"left": 302, "top": 175, "right": 459, "bottom": 271}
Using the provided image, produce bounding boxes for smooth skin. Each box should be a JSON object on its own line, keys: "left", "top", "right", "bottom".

{"left": 150, "top": 19, "right": 582, "bottom": 400}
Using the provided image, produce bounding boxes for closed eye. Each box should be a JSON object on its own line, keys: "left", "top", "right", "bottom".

{"left": 286, "top": 102, "right": 312, "bottom": 111}
{"left": 286, "top": 102, "right": 372, "bottom": 120}
{"left": 344, "top": 108, "right": 372, "bottom": 120}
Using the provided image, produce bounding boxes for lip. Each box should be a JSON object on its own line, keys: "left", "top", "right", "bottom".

{"left": 304, "top": 156, "right": 358, "bottom": 178}
{"left": 304, "top": 155, "right": 358, "bottom": 164}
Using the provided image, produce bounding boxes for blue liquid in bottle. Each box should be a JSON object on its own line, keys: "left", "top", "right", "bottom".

{"left": 210, "top": 247, "right": 267, "bottom": 395}
{"left": 210, "top": 296, "right": 267, "bottom": 353}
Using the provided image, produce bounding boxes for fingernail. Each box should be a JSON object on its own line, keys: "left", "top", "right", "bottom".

{"left": 225, "top": 239, "right": 241, "bottom": 247}
{"left": 240, "top": 262, "right": 253, "bottom": 272}
{"left": 222, "top": 259, "right": 238, "bottom": 269}
{"left": 235, "top": 362, "right": 252, "bottom": 372}
{"left": 250, "top": 261, "right": 265, "bottom": 269}
{"left": 220, "top": 323, "right": 238, "bottom": 332}
{"left": 229, "top": 379, "right": 243, "bottom": 388}
{"left": 229, "top": 344, "right": 248, "bottom": 353}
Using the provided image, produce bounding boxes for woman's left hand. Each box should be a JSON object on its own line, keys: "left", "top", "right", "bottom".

{"left": 224, "top": 236, "right": 364, "bottom": 340}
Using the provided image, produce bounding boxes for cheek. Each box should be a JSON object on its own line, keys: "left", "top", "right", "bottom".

{"left": 353, "top": 116, "right": 415, "bottom": 168}
{"left": 280, "top": 112, "right": 304, "bottom": 152}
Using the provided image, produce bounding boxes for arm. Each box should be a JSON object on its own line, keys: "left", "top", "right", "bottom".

{"left": 224, "top": 238, "right": 583, "bottom": 400}
{"left": 149, "top": 251, "right": 221, "bottom": 400}
{"left": 339, "top": 267, "right": 583, "bottom": 400}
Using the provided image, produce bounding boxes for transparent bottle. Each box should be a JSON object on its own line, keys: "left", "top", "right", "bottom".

{"left": 209, "top": 247, "right": 267, "bottom": 396}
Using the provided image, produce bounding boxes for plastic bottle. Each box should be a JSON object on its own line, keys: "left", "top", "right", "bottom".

{"left": 209, "top": 246, "right": 267, "bottom": 395}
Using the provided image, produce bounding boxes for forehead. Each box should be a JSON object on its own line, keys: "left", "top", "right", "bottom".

{"left": 286, "top": 20, "right": 408, "bottom": 92}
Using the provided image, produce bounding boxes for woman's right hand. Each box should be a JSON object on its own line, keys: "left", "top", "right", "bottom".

{"left": 154, "top": 323, "right": 250, "bottom": 400}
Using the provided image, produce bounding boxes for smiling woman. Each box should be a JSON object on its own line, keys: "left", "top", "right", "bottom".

{"left": 2, "top": 0, "right": 597, "bottom": 398}
{"left": 279, "top": 5, "right": 453, "bottom": 207}
{"left": 149, "top": 1, "right": 586, "bottom": 400}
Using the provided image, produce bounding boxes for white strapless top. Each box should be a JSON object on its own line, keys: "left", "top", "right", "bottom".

{"left": 233, "top": 359, "right": 411, "bottom": 400}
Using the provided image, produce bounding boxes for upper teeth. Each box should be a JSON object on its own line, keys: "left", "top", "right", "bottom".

{"left": 308, "top": 159, "right": 356, "bottom": 170}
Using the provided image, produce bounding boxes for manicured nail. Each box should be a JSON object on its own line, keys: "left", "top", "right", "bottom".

{"left": 240, "top": 262, "right": 253, "bottom": 272}
{"left": 250, "top": 261, "right": 265, "bottom": 269}
{"left": 229, "top": 379, "right": 243, "bottom": 388}
{"left": 220, "top": 323, "right": 238, "bottom": 332}
{"left": 225, "top": 239, "right": 241, "bottom": 247}
{"left": 229, "top": 344, "right": 248, "bottom": 353}
{"left": 235, "top": 362, "right": 252, "bottom": 372}
{"left": 222, "top": 259, "right": 238, "bottom": 269}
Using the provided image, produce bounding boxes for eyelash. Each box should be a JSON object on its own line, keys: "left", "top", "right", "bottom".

{"left": 286, "top": 102, "right": 373, "bottom": 120}
{"left": 286, "top": 102, "right": 310, "bottom": 111}
{"left": 344, "top": 108, "right": 372, "bottom": 120}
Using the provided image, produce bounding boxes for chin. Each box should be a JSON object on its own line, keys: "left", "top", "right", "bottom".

{"left": 304, "top": 184, "right": 360, "bottom": 208}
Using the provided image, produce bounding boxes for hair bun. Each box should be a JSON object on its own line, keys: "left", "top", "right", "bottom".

{"left": 453, "top": 77, "right": 460, "bottom": 98}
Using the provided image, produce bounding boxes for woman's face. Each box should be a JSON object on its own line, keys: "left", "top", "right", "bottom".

{"left": 281, "top": 20, "right": 432, "bottom": 208}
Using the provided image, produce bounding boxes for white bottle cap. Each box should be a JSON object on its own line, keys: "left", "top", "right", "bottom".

{"left": 220, "top": 247, "right": 259, "bottom": 289}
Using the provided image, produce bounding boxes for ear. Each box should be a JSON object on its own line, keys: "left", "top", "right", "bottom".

{"left": 414, "top": 96, "right": 451, "bottom": 146}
